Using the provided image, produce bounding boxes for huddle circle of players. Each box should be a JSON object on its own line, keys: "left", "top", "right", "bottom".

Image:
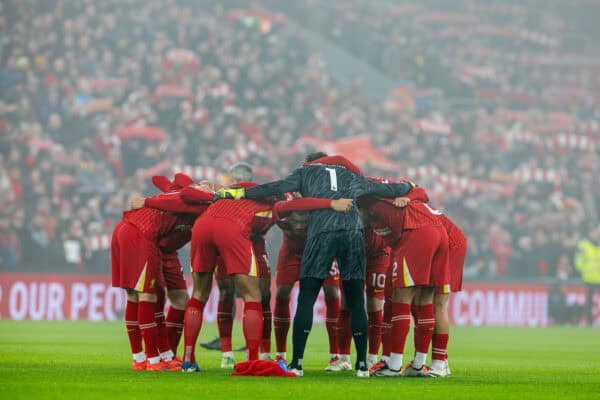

{"left": 111, "top": 152, "right": 467, "bottom": 378}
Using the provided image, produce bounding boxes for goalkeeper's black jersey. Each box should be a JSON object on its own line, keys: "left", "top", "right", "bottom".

{"left": 244, "top": 164, "right": 412, "bottom": 237}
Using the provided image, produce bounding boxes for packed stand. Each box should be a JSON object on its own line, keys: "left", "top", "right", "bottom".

{"left": 0, "top": 0, "right": 599, "bottom": 282}
{"left": 269, "top": 0, "right": 600, "bottom": 281}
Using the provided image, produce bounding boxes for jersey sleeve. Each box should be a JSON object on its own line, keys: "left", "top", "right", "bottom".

{"left": 144, "top": 192, "right": 209, "bottom": 214}
{"left": 273, "top": 197, "right": 332, "bottom": 221}
{"left": 174, "top": 172, "right": 194, "bottom": 188}
{"left": 357, "top": 175, "right": 413, "bottom": 198}
{"left": 406, "top": 186, "right": 429, "bottom": 203}
{"left": 152, "top": 175, "right": 175, "bottom": 192}
{"left": 180, "top": 186, "right": 214, "bottom": 203}
{"left": 245, "top": 168, "right": 303, "bottom": 199}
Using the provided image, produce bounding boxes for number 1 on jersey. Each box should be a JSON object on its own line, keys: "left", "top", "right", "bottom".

{"left": 325, "top": 167, "right": 338, "bottom": 191}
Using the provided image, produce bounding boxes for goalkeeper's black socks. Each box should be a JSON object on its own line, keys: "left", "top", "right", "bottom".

{"left": 289, "top": 277, "right": 324, "bottom": 368}
{"left": 342, "top": 279, "right": 369, "bottom": 370}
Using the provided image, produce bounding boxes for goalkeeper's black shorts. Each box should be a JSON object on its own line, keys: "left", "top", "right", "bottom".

{"left": 299, "top": 229, "right": 366, "bottom": 281}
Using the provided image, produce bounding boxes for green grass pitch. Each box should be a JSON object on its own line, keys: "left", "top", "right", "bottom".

{"left": 1, "top": 321, "right": 599, "bottom": 400}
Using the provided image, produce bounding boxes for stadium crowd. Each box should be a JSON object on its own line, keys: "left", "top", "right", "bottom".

{"left": 1, "top": 0, "right": 599, "bottom": 284}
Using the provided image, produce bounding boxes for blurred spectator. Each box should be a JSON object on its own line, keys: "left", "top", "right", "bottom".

{"left": 575, "top": 226, "right": 600, "bottom": 326}
{"left": 0, "top": 217, "right": 19, "bottom": 268}
{"left": 0, "top": 0, "right": 597, "bottom": 284}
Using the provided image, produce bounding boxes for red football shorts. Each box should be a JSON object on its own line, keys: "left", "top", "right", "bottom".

{"left": 111, "top": 221, "right": 163, "bottom": 293}
{"left": 191, "top": 216, "right": 260, "bottom": 277}
{"left": 275, "top": 241, "right": 339, "bottom": 287}
{"left": 162, "top": 251, "right": 187, "bottom": 291}
{"left": 386, "top": 225, "right": 450, "bottom": 295}
{"left": 437, "top": 242, "right": 467, "bottom": 294}
{"left": 214, "top": 248, "right": 270, "bottom": 281}
{"left": 366, "top": 253, "right": 390, "bottom": 299}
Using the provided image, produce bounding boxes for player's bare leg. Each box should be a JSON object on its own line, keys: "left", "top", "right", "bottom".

{"left": 323, "top": 284, "right": 341, "bottom": 367}
{"left": 373, "top": 295, "right": 392, "bottom": 370}
{"left": 329, "top": 294, "right": 353, "bottom": 371}
{"left": 182, "top": 272, "right": 212, "bottom": 372}
{"left": 165, "top": 288, "right": 189, "bottom": 359}
{"left": 428, "top": 293, "right": 451, "bottom": 377}
{"left": 155, "top": 288, "right": 172, "bottom": 362}
{"left": 274, "top": 284, "right": 293, "bottom": 361}
{"left": 259, "top": 276, "right": 273, "bottom": 360}
{"left": 366, "top": 295, "right": 384, "bottom": 368}
{"left": 232, "top": 274, "right": 263, "bottom": 361}
{"left": 124, "top": 289, "right": 146, "bottom": 369}
{"left": 404, "top": 286, "right": 435, "bottom": 377}
{"left": 374, "top": 286, "right": 416, "bottom": 377}
{"left": 216, "top": 278, "right": 236, "bottom": 368}
{"left": 137, "top": 290, "right": 177, "bottom": 370}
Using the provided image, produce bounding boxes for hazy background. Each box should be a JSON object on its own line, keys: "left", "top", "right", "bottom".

{"left": 1, "top": 0, "right": 599, "bottom": 324}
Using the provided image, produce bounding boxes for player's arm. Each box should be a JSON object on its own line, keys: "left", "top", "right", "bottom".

{"left": 391, "top": 186, "right": 429, "bottom": 207}
{"left": 359, "top": 176, "right": 414, "bottom": 198}
{"left": 273, "top": 197, "right": 352, "bottom": 221}
{"left": 180, "top": 186, "right": 215, "bottom": 204}
{"left": 218, "top": 168, "right": 303, "bottom": 200}
{"left": 142, "top": 191, "right": 210, "bottom": 214}
{"left": 152, "top": 175, "right": 175, "bottom": 192}
{"left": 174, "top": 172, "right": 194, "bottom": 188}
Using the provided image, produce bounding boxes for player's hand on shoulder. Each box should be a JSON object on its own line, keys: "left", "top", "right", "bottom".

{"left": 393, "top": 197, "right": 410, "bottom": 208}
{"left": 213, "top": 187, "right": 246, "bottom": 201}
{"left": 130, "top": 196, "right": 145, "bottom": 210}
{"left": 330, "top": 198, "right": 353, "bottom": 212}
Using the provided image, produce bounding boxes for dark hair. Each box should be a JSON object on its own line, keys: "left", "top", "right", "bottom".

{"left": 229, "top": 162, "right": 253, "bottom": 182}
{"left": 305, "top": 151, "right": 328, "bottom": 163}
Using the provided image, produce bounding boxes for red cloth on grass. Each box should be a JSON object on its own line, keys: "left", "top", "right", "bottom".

{"left": 232, "top": 360, "right": 297, "bottom": 377}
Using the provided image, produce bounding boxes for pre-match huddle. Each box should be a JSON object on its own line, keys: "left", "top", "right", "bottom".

{"left": 111, "top": 152, "right": 467, "bottom": 378}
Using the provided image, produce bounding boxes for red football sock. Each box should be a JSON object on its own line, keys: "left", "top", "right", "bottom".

{"left": 413, "top": 304, "right": 435, "bottom": 354}
{"left": 432, "top": 333, "right": 449, "bottom": 361}
{"left": 243, "top": 301, "right": 263, "bottom": 360}
{"left": 217, "top": 301, "right": 233, "bottom": 353}
{"left": 337, "top": 309, "right": 352, "bottom": 355}
{"left": 411, "top": 303, "right": 418, "bottom": 320}
{"left": 125, "top": 301, "right": 143, "bottom": 355}
{"left": 138, "top": 300, "right": 160, "bottom": 359}
{"left": 381, "top": 299, "right": 392, "bottom": 357}
{"left": 325, "top": 298, "right": 340, "bottom": 355}
{"left": 183, "top": 298, "right": 205, "bottom": 363}
{"left": 260, "top": 302, "right": 272, "bottom": 354}
{"left": 390, "top": 302, "right": 411, "bottom": 355}
{"left": 155, "top": 291, "right": 170, "bottom": 354}
{"left": 368, "top": 310, "right": 383, "bottom": 355}
{"left": 273, "top": 298, "right": 290, "bottom": 353}
{"left": 165, "top": 306, "right": 185, "bottom": 356}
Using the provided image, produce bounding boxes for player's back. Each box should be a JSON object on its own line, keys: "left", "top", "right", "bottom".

{"left": 364, "top": 225, "right": 389, "bottom": 258}
{"left": 201, "top": 198, "right": 273, "bottom": 237}
{"left": 438, "top": 214, "right": 467, "bottom": 250}
{"left": 298, "top": 164, "right": 367, "bottom": 236}
{"left": 122, "top": 208, "right": 177, "bottom": 241}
